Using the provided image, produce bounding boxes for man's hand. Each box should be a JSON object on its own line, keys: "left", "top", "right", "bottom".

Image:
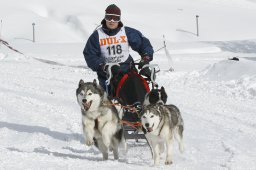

{"left": 138, "top": 56, "right": 151, "bottom": 69}
{"left": 103, "top": 64, "right": 121, "bottom": 75}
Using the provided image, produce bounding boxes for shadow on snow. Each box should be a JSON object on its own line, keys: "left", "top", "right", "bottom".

{"left": 0, "top": 121, "right": 84, "bottom": 143}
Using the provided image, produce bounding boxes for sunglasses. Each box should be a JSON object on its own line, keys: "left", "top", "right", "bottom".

{"left": 105, "top": 14, "right": 120, "bottom": 22}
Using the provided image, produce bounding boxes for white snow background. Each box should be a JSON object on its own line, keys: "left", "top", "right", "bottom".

{"left": 0, "top": 0, "right": 256, "bottom": 169}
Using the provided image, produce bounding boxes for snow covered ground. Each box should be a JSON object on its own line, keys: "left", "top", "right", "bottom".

{"left": 0, "top": 0, "right": 256, "bottom": 169}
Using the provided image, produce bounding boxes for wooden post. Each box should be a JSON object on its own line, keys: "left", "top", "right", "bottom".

{"left": 196, "top": 15, "right": 199, "bottom": 36}
{"left": 32, "top": 23, "right": 35, "bottom": 42}
{"left": 0, "top": 20, "right": 2, "bottom": 48}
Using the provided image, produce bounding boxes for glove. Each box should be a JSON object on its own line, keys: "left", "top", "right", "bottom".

{"left": 111, "top": 65, "right": 121, "bottom": 75}
{"left": 103, "top": 64, "right": 121, "bottom": 76}
{"left": 139, "top": 67, "right": 151, "bottom": 79}
{"left": 138, "top": 56, "right": 151, "bottom": 69}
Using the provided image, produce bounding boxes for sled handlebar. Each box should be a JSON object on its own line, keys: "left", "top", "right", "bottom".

{"left": 104, "top": 62, "right": 160, "bottom": 87}
{"left": 141, "top": 64, "right": 159, "bottom": 86}
{"left": 105, "top": 63, "right": 120, "bottom": 86}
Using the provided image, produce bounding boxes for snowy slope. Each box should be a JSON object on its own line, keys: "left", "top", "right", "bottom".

{"left": 1, "top": 0, "right": 256, "bottom": 169}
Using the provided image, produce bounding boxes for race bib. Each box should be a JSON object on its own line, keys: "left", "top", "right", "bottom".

{"left": 98, "top": 27, "right": 129, "bottom": 63}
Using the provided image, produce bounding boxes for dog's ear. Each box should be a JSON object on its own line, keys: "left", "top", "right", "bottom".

{"left": 78, "top": 79, "right": 84, "bottom": 87}
{"left": 160, "top": 86, "right": 168, "bottom": 104}
{"left": 141, "top": 105, "right": 145, "bottom": 111}
{"left": 92, "top": 79, "right": 104, "bottom": 96}
{"left": 93, "top": 79, "right": 97, "bottom": 86}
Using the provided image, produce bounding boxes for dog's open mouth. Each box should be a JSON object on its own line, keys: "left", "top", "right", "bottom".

{"left": 146, "top": 124, "right": 154, "bottom": 132}
{"left": 83, "top": 100, "right": 92, "bottom": 111}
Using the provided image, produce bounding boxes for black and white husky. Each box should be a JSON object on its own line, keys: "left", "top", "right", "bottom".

{"left": 143, "top": 86, "right": 168, "bottom": 105}
{"left": 76, "top": 79, "right": 125, "bottom": 160}
{"left": 141, "top": 104, "right": 184, "bottom": 166}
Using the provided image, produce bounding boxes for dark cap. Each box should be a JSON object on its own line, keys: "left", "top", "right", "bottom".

{"left": 105, "top": 4, "right": 121, "bottom": 16}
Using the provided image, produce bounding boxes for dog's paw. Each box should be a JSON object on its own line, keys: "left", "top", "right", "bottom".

{"left": 153, "top": 159, "right": 160, "bottom": 166}
{"left": 179, "top": 145, "right": 185, "bottom": 153}
{"left": 85, "top": 139, "right": 94, "bottom": 146}
{"left": 165, "top": 160, "right": 173, "bottom": 165}
{"left": 153, "top": 161, "right": 160, "bottom": 166}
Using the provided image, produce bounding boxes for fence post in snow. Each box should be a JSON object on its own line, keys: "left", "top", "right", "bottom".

{"left": 0, "top": 19, "right": 2, "bottom": 48}
{"left": 196, "top": 15, "right": 199, "bottom": 36}
{"left": 32, "top": 23, "right": 35, "bottom": 43}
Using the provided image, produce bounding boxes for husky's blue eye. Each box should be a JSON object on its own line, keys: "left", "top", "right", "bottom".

{"left": 150, "top": 115, "right": 154, "bottom": 118}
{"left": 88, "top": 93, "right": 92, "bottom": 95}
{"left": 142, "top": 116, "right": 146, "bottom": 118}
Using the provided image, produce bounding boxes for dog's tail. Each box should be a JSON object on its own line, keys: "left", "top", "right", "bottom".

{"left": 174, "top": 125, "right": 184, "bottom": 153}
{"left": 165, "top": 104, "right": 185, "bottom": 153}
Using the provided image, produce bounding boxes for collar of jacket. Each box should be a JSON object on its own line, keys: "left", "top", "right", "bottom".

{"left": 100, "top": 19, "right": 124, "bottom": 36}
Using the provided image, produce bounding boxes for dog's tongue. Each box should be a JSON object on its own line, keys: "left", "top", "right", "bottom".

{"left": 83, "top": 101, "right": 92, "bottom": 111}
{"left": 147, "top": 127, "right": 153, "bottom": 132}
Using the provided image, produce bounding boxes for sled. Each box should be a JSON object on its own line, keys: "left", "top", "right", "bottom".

{"left": 105, "top": 62, "right": 159, "bottom": 141}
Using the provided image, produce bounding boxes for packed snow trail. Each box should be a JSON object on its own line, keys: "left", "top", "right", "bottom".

{"left": 156, "top": 71, "right": 256, "bottom": 170}
{"left": 0, "top": 51, "right": 255, "bottom": 169}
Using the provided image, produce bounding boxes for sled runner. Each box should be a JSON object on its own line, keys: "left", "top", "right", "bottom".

{"left": 105, "top": 62, "right": 159, "bottom": 141}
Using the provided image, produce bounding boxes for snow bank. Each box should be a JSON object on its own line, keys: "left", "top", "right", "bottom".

{"left": 0, "top": 53, "right": 6, "bottom": 60}
{"left": 199, "top": 58, "right": 256, "bottom": 99}
{"left": 170, "top": 42, "right": 222, "bottom": 55}
{"left": 201, "top": 59, "right": 256, "bottom": 81}
{"left": 169, "top": 58, "right": 256, "bottom": 100}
